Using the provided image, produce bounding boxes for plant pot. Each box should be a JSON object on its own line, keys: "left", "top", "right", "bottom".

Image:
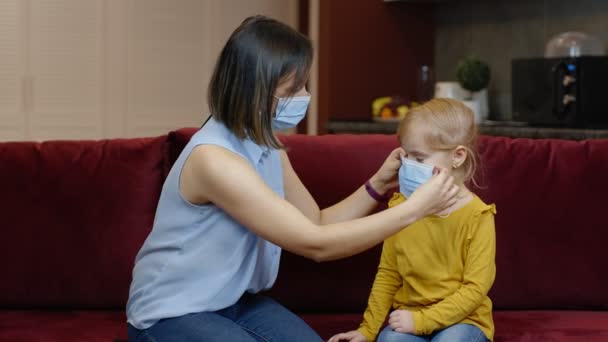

{"left": 472, "top": 88, "right": 489, "bottom": 121}
{"left": 462, "top": 100, "right": 483, "bottom": 123}
{"left": 434, "top": 82, "right": 471, "bottom": 100}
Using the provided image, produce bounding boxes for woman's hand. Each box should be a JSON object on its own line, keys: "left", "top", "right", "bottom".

{"left": 388, "top": 310, "right": 415, "bottom": 334}
{"left": 369, "top": 147, "right": 405, "bottom": 195}
{"left": 406, "top": 168, "right": 459, "bottom": 217}
{"left": 327, "top": 330, "right": 367, "bottom": 342}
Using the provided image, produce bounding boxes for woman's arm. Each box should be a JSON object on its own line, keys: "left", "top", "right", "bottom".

{"left": 281, "top": 148, "right": 401, "bottom": 225}
{"left": 181, "top": 145, "right": 457, "bottom": 262}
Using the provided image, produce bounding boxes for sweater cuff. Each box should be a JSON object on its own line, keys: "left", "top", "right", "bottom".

{"left": 412, "top": 311, "right": 426, "bottom": 335}
{"left": 357, "top": 327, "right": 374, "bottom": 342}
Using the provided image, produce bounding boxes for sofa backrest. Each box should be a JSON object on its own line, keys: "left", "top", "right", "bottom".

{"left": 474, "top": 136, "right": 608, "bottom": 310}
{"left": 165, "top": 129, "right": 608, "bottom": 312}
{"left": 0, "top": 136, "right": 167, "bottom": 309}
{"left": 4, "top": 128, "right": 606, "bottom": 313}
{"left": 170, "top": 129, "right": 608, "bottom": 312}
{"left": 168, "top": 129, "right": 394, "bottom": 313}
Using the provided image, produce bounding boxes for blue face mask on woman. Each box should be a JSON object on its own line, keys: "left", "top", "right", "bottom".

{"left": 272, "top": 96, "right": 311, "bottom": 130}
{"left": 398, "top": 156, "right": 434, "bottom": 197}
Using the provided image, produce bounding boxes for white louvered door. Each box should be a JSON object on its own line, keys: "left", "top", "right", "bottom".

{"left": 124, "top": 0, "right": 209, "bottom": 138}
{"left": 0, "top": 0, "right": 298, "bottom": 141}
{"left": 0, "top": 0, "right": 103, "bottom": 141}
{"left": 27, "top": 0, "right": 104, "bottom": 140}
{"left": 0, "top": 0, "right": 25, "bottom": 141}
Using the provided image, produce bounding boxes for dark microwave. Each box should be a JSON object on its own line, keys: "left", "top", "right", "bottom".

{"left": 512, "top": 56, "right": 608, "bottom": 128}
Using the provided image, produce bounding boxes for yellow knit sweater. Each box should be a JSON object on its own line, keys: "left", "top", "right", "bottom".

{"left": 358, "top": 193, "right": 496, "bottom": 341}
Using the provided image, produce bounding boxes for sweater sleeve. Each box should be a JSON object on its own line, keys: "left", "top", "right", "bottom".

{"left": 357, "top": 194, "right": 405, "bottom": 341}
{"left": 412, "top": 205, "right": 497, "bottom": 335}
{"left": 357, "top": 237, "right": 402, "bottom": 341}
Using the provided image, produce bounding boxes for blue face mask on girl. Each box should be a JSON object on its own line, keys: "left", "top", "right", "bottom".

{"left": 398, "top": 156, "right": 434, "bottom": 197}
{"left": 272, "top": 96, "right": 311, "bottom": 130}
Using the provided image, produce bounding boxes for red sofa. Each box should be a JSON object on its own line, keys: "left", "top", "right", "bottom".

{"left": 1, "top": 129, "right": 607, "bottom": 342}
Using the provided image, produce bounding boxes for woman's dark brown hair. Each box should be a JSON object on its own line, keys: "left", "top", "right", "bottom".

{"left": 208, "top": 15, "right": 312, "bottom": 148}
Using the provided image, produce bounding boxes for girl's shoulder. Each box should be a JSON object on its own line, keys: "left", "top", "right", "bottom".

{"left": 461, "top": 195, "right": 496, "bottom": 237}
{"left": 388, "top": 192, "right": 406, "bottom": 208}
{"left": 470, "top": 195, "right": 496, "bottom": 216}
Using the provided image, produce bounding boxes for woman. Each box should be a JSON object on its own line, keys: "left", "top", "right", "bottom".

{"left": 126, "top": 15, "right": 458, "bottom": 342}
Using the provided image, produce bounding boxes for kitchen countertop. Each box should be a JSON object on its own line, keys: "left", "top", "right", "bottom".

{"left": 326, "top": 120, "right": 608, "bottom": 140}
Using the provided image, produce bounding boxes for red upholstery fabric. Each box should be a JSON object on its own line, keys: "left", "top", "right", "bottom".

{"left": 0, "top": 310, "right": 605, "bottom": 342}
{"left": 0, "top": 137, "right": 167, "bottom": 309}
{"left": 2, "top": 130, "right": 607, "bottom": 341}
{"left": 269, "top": 134, "right": 397, "bottom": 313}
{"left": 165, "top": 129, "right": 608, "bottom": 340}
{"left": 0, "top": 310, "right": 127, "bottom": 342}
{"left": 473, "top": 137, "right": 608, "bottom": 310}
{"left": 300, "top": 311, "right": 608, "bottom": 342}
{"left": 168, "top": 130, "right": 397, "bottom": 313}
{"left": 270, "top": 134, "right": 608, "bottom": 313}
{"left": 492, "top": 311, "right": 608, "bottom": 342}
{"left": 167, "top": 127, "right": 198, "bottom": 167}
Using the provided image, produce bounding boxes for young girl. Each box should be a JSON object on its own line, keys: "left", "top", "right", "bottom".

{"left": 329, "top": 98, "right": 496, "bottom": 342}
{"left": 126, "top": 16, "right": 459, "bottom": 342}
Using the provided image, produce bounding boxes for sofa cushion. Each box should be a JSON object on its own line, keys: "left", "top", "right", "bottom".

{"left": 268, "top": 134, "right": 397, "bottom": 313}
{"left": 272, "top": 135, "right": 608, "bottom": 313}
{"left": 166, "top": 130, "right": 395, "bottom": 313}
{"left": 492, "top": 310, "right": 608, "bottom": 342}
{"left": 0, "top": 310, "right": 127, "bottom": 342}
{"left": 0, "top": 310, "right": 605, "bottom": 342}
{"left": 0, "top": 136, "right": 168, "bottom": 309}
{"left": 167, "top": 127, "right": 198, "bottom": 167}
{"left": 474, "top": 137, "right": 608, "bottom": 310}
{"left": 167, "top": 130, "right": 608, "bottom": 312}
{"left": 299, "top": 311, "right": 608, "bottom": 342}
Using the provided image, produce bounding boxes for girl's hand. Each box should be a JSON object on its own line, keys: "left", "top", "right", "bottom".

{"left": 406, "top": 168, "right": 459, "bottom": 217}
{"left": 327, "top": 330, "right": 367, "bottom": 342}
{"left": 388, "top": 310, "right": 415, "bottom": 334}
{"left": 369, "top": 147, "right": 405, "bottom": 195}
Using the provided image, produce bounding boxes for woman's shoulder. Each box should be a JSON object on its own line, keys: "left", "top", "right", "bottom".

{"left": 188, "top": 118, "right": 255, "bottom": 161}
{"left": 192, "top": 117, "right": 237, "bottom": 148}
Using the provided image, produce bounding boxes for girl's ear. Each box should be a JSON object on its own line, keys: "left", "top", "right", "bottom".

{"left": 452, "top": 145, "right": 468, "bottom": 169}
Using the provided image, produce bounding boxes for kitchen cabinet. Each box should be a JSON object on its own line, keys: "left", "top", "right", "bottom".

{"left": 326, "top": 120, "right": 608, "bottom": 140}
{"left": 383, "top": 0, "right": 449, "bottom": 3}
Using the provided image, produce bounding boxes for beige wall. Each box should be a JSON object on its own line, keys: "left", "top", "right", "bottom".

{"left": 0, "top": 0, "right": 298, "bottom": 141}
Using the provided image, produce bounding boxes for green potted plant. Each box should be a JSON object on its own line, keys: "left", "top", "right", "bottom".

{"left": 456, "top": 56, "right": 491, "bottom": 122}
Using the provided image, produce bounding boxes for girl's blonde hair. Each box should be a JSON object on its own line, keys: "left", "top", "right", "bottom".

{"left": 397, "top": 98, "right": 480, "bottom": 186}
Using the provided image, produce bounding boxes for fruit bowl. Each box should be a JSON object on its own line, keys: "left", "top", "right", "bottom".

{"left": 372, "top": 96, "right": 419, "bottom": 122}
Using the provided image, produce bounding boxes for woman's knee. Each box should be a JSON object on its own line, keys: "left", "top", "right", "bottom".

{"left": 135, "top": 312, "right": 258, "bottom": 342}
{"left": 233, "top": 295, "right": 323, "bottom": 342}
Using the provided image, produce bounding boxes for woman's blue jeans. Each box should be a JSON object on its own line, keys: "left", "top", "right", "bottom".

{"left": 127, "top": 293, "right": 323, "bottom": 342}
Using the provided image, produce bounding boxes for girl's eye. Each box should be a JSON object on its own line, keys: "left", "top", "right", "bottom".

{"left": 416, "top": 158, "right": 424, "bottom": 163}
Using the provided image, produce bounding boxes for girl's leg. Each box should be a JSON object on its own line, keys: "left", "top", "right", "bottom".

{"left": 430, "top": 323, "right": 488, "bottom": 342}
{"left": 224, "top": 293, "right": 324, "bottom": 342}
{"left": 377, "top": 325, "right": 430, "bottom": 342}
{"left": 128, "top": 312, "right": 258, "bottom": 342}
